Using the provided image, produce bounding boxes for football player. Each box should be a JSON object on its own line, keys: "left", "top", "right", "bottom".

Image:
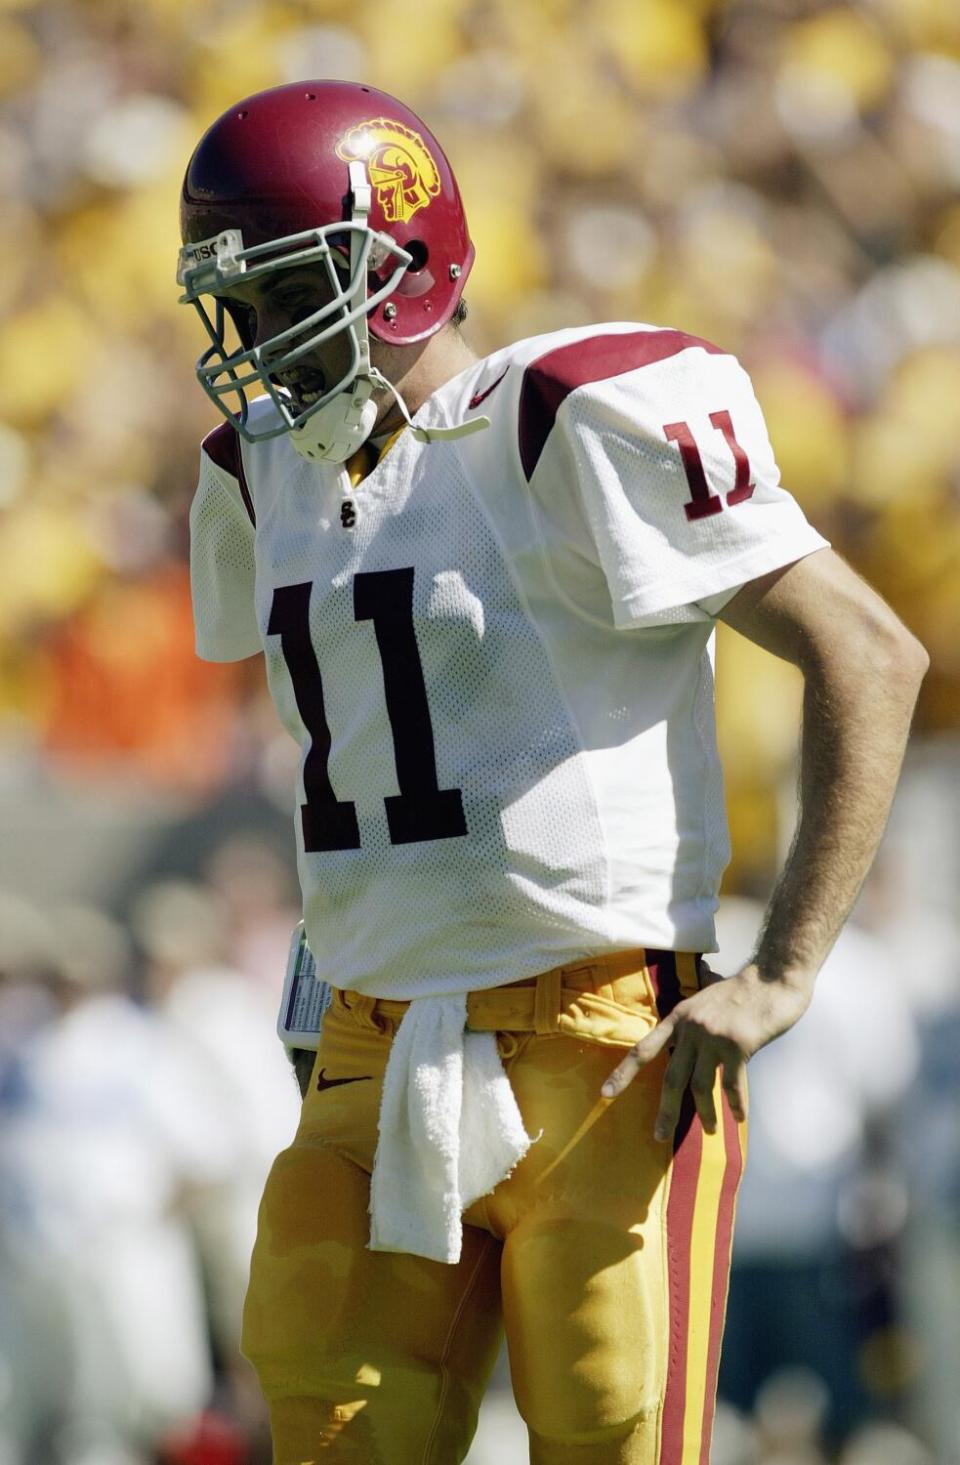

{"left": 178, "top": 81, "right": 927, "bottom": 1465}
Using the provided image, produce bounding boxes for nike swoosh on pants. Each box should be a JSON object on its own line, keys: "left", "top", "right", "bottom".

{"left": 316, "top": 1068, "right": 374, "bottom": 1092}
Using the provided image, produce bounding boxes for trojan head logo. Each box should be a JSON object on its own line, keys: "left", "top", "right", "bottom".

{"left": 336, "top": 118, "right": 441, "bottom": 225}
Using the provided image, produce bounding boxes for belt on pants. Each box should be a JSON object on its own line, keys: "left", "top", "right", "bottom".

{"left": 332, "top": 948, "right": 704, "bottom": 1050}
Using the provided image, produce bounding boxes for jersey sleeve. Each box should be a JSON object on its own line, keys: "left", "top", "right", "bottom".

{"left": 522, "top": 330, "right": 829, "bottom": 629}
{"left": 189, "top": 427, "right": 262, "bottom": 661}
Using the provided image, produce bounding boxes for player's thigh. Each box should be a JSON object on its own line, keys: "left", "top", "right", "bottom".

{"left": 496, "top": 1036, "right": 745, "bottom": 1464}
{"left": 502, "top": 1206, "right": 664, "bottom": 1462}
{"left": 496, "top": 1037, "right": 669, "bottom": 1459}
{"left": 242, "top": 1138, "right": 503, "bottom": 1464}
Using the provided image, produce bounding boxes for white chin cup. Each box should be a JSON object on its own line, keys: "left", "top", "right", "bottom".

{"left": 289, "top": 388, "right": 379, "bottom": 463}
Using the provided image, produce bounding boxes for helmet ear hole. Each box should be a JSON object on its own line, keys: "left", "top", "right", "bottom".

{"left": 406, "top": 240, "right": 429, "bottom": 273}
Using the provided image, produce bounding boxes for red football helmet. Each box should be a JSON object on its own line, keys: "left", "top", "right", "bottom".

{"left": 177, "top": 80, "right": 475, "bottom": 456}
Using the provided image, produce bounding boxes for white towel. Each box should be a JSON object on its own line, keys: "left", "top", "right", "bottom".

{"left": 368, "top": 994, "right": 537, "bottom": 1264}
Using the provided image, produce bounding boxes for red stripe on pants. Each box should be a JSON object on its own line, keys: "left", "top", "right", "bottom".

{"left": 660, "top": 1092, "right": 701, "bottom": 1463}
{"left": 698, "top": 1099, "right": 744, "bottom": 1464}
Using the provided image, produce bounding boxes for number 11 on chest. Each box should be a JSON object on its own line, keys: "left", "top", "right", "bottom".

{"left": 267, "top": 567, "right": 468, "bottom": 853}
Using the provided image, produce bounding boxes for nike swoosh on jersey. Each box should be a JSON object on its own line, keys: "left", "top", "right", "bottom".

{"left": 468, "top": 368, "right": 509, "bottom": 410}
{"left": 316, "top": 1068, "right": 374, "bottom": 1092}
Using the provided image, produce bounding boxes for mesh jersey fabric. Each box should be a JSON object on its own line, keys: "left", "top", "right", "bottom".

{"left": 188, "top": 322, "right": 828, "bottom": 996}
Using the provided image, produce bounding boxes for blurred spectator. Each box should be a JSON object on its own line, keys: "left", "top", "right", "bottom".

{"left": 130, "top": 877, "right": 299, "bottom": 1445}
{"left": 36, "top": 560, "right": 248, "bottom": 795}
{"left": 0, "top": 890, "right": 61, "bottom": 1101}
{"left": 202, "top": 834, "right": 301, "bottom": 996}
{"left": 857, "top": 763, "right": 960, "bottom": 1463}
{"left": 713, "top": 896, "right": 919, "bottom": 1449}
{"left": 0, "top": 899, "right": 223, "bottom": 1463}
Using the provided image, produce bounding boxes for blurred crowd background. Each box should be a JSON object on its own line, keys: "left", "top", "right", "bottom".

{"left": 0, "top": 0, "right": 959, "bottom": 1461}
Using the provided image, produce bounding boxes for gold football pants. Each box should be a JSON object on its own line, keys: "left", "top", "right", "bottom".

{"left": 242, "top": 950, "right": 747, "bottom": 1464}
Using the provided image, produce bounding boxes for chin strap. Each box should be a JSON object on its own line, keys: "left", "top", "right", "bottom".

{"left": 367, "top": 367, "right": 491, "bottom": 445}
{"left": 290, "top": 371, "right": 490, "bottom": 463}
{"left": 289, "top": 161, "right": 491, "bottom": 464}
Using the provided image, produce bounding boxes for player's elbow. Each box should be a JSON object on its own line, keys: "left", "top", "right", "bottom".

{"left": 866, "top": 609, "right": 928, "bottom": 691}
{"left": 893, "top": 624, "right": 929, "bottom": 688}
{"left": 825, "top": 598, "right": 929, "bottom": 699}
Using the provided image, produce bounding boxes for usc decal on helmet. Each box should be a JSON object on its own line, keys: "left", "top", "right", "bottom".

{"left": 335, "top": 119, "right": 441, "bottom": 225}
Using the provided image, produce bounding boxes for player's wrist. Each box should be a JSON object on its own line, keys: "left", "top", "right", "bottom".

{"left": 741, "top": 958, "right": 818, "bottom": 997}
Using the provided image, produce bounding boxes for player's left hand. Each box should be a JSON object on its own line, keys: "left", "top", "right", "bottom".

{"left": 600, "top": 962, "right": 814, "bottom": 1141}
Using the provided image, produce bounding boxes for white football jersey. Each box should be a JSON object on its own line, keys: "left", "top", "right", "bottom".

{"left": 190, "top": 323, "right": 828, "bottom": 998}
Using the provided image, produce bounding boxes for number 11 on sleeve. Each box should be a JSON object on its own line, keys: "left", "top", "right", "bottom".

{"left": 663, "top": 411, "right": 755, "bottom": 522}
